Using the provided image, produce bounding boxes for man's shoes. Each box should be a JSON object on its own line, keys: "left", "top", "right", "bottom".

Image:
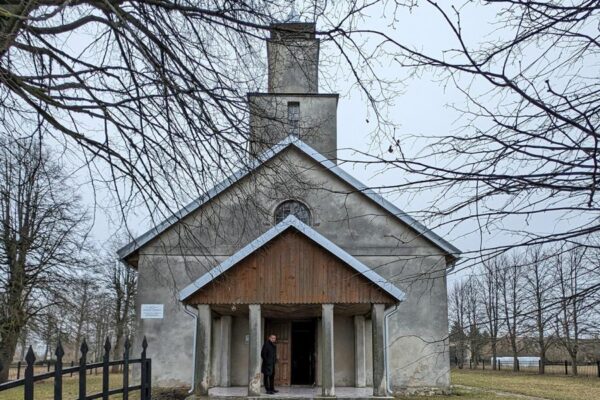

{"left": 273, "top": 390, "right": 279, "bottom": 393}
{"left": 266, "top": 390, "right": 275, "bottom": 395}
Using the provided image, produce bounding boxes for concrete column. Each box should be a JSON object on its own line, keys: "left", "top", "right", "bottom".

{"left": 220, "top": 315, "right": 232, "bottom": 387}
{"left": 194, "top": 305, "right": 212, "bottom": 395}
{"left": 248, "top": 304, "right": 262, "bottom": 396}
{"left": 321, "top": 304, "right": 335, "bottom": 397}
{"left": 372, "top": 304, "right": 387, "bottom": 396}
{"left": 354, "top": 315, "right": 367, "bottom": 388}
{"left": 316, "top": 317, "right": 322, "bottom": 385}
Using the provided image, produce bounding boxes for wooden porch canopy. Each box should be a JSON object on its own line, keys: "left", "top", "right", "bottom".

{"left": 179, "top": 216, "right": 404, "bottom": 306}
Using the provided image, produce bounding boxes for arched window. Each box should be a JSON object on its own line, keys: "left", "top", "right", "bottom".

{"left": 274, "top": 200, "right": 311, "bottom": 225}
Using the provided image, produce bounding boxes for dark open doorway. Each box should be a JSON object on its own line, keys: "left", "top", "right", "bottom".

{"left": 291, "top": 320, "right": 316, "bottom": 385}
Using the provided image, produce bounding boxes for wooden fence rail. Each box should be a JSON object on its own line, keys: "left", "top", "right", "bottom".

{"left": 0, "top": 337, "right": 151, "bottom": 400}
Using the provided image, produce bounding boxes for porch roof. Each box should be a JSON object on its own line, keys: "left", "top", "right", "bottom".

{"left": 179, "top": 215, "right": 405, "bottom": 304}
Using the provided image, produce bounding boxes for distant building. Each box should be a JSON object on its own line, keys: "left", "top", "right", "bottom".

{"left": 119, "top": 21, "right": 460, "bottom": 397}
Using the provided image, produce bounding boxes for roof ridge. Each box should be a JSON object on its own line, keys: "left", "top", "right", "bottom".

{"left": 117, "top": 135, "right": 460, "bottom": 262}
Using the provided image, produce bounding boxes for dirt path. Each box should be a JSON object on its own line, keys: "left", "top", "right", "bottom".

{"left": 453, "top": 384, "right": 551, "bottom": 400}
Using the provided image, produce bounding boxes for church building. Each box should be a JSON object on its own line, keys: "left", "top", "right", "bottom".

{"left": 118, "top": 21, "right": 459, "bottom": 398}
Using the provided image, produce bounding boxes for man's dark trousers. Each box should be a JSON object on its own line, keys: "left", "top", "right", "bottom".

{"left": 264, "top": 372, "right": 275, "bottom": 392}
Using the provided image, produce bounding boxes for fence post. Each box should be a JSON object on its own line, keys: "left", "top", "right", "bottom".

{"left": 498, "top": 360, "right": 501, "bottom": 371}
{"left": 24, "top": 346, "right": 35, "bottom": 400}
{"left": 483, "top": 359, "right": 485, "bottom": 370}
{"left": 539, "top": 360, "right": 541, "bottom": 374}
{"left": 516, "top": 358, "right": 520, "bottom": 372}
{"left": 565, "top": 360, "right": 568, "bottom": 375}
{"left": 70, "top": 360, "right": 74, "bottom": 377}
{"left": 141, "top": 337, "right": 148, "bottom": 400}
{"left": 16, "top": 361, "right": 21, "bottom": 380}
{"left": 47, "top": 361, "right": 51, "bottom": 372}
{"left": 146, "top": 358, "right": 152, "bottom": 400}
{"left": 597, "top": 361, "right": 600, "bottom": 378}
{"left": 123, "top": 338, "right": 130, "bottom": 400}
{"left": 469, "top": 359, "right": 472, "bottom": 369}
{"left": 54, "top": 341, "right": 64, "bottom": 400}
{"left": 79, "top": 340, "right": 88, "bottom": 400}
{"left": 102, "top": 337, "right": 111, "bottom": 400}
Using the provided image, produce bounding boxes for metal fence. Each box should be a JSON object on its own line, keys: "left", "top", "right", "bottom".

{"left": 7, "top": 360, "right": 126, "bottom": 381}
{"left": 452, "top": 358, "right": 600, "bottom": 378}
{"left": 0, "top": 336, "right": 151, "bottom": 400}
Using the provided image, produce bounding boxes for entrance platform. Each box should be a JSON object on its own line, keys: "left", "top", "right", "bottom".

{"left": 206, "top": 386, "right": 393, "bottom": 400}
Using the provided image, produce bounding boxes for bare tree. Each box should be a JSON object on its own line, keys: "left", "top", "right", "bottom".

{"left": 500, "top": 254, "right": 525, "bottom": 371}
{"left": 0, "top": 136, "right": 90, "bottom": 383}
{"left": 0, "top": 0, "right": 401, "bottom": 234}
{"left": 70, "top": 278, "right": 97, "bottom": 361}
{"left": 348, "top": 1, "right": 600, "bottom": 291}
{"left": 449, "top": 281, "right": 468, "bottom": 368}
{"left": 481, "top": 256, "right": 503, "bottom": 369}
{"left": 464, "top": 277, "right": 484, "bottom": 366}
{"left": 552, "top": 245, "right": 598, "bottom": 375}
{"left": 107, "top": 258, "right": 136, "bottom": 371}
{"left": 523, "top": 246, "right": 556, "bottom": 373}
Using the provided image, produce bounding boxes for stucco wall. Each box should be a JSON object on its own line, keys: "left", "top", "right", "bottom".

{"left": 133, "top": 147, "right": 451, "bottom": 392}
{"left": 267, "top": 38, "right": 319, "bottom": 93}
{"left": 248, "top": 94, "right": 338, "bottom": 161}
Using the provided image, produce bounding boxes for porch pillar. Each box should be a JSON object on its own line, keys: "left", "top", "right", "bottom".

{"left": 194, "top": 304, "right": 212, "bottom": 395}
{"left": 248, "top": 304, "right": 262, "bottom": 396}
{"left": 321, "top": 304, "right": 335, "bottom": 397}
{"left": 372, "top": 303, "right": 387, "bottom": 396}
{"left": 220, "top": 315, "right": 232, "bottom": 387}
{"left": 354, "top": 315, "right": 367, "bottom": 387}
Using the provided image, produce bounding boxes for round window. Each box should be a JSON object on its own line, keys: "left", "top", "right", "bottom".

{"left": 274, "top": 200, "right": 311, "bottom": 225}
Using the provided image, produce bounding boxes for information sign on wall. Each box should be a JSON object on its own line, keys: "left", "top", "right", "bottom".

{"left": 141, "top": 304, "right": 164, "bottom": 319}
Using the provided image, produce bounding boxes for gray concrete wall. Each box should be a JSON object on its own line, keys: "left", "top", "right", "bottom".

{"left": 267, "top": 39, "right": 319, "bottom": 93}
{"left": 333, "top": 316, "right": 355, "bottom": 386}
{"left": 134, "top": 147, "right": 451, "bottom": 391}
{"left": 248, "top": 94, "right": 338, "bottom": 161}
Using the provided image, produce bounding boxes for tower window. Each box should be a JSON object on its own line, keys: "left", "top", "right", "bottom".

{"left": 287, "top": 102, "right": 300, "bottom": 136}
{"left": 275, "top": 200, "right": 311, "bottom": 225}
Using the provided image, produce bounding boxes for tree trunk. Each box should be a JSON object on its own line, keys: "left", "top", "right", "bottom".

{"left": 111, "top": 295, "right": 124, "bottom": 373}
{"left": 74, "top": 283, "right": 89, "bottom": 360}
{"left": 19, "top": 329, "right": 27, "bottom": 361}
{"left": 571, "top": 354, "right": 578, "bottom": 375}
{"left": 0, "top": 328, "right": 20, "bottom": 383}
{"left": 491, "top": 341, "right": 497, "bottom": 370}
{"left": 511, "top": 334, "right": 519, "bottom": 372}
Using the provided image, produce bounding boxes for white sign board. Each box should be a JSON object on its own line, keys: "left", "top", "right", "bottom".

{"left": 141, "top": 304, "right": 164, "bottom": 319}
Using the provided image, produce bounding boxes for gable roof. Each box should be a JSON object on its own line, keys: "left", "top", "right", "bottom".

{"left": 179, "top": 215, "right": 406, "bottom": 303}
{"left": 117, "top": 136, "right": 461, "bottom": 263}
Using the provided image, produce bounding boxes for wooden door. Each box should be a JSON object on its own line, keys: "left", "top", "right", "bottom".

{"left": 266, "top": 320, "right": 291, "bottom": 386}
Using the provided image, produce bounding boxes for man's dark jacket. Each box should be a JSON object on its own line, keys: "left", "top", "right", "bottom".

{"left": 261, "top": 340, "right": 277, "bottom": 375}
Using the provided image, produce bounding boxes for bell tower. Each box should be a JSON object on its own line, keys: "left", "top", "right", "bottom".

{"left": 248, "top": 22, "right": 338, "bottom": 161}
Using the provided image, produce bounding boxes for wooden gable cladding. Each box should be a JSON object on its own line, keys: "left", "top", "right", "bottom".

{"left": 187, "top": 229, "right": 396, "bottom": 305}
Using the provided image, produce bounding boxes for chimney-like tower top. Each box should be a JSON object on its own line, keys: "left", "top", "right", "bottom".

{"left": 267, "top": 22, "right": 319, "bottom": 94}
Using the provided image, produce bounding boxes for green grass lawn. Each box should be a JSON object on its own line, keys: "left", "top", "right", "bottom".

{"left": 3, "top": 370, "right": 599, "bottom": 400}
{"left": 452, "top": 368, "right": 600, "bottom": 400}
{"left": 398, "top": 386, "right": 531, "bottom": 399}
{"left": 0, "top": 373, "right": 143, "bottom": 400}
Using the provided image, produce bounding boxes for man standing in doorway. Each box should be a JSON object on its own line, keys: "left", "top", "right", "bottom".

{"left": 261, "top": 334, "right": 278, "bottom": 394}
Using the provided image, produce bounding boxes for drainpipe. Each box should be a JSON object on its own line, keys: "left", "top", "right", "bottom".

{"left": 383, "top": 304, "right": 400, "bottom": 396}
{"left": 184, "top": 304, "right": 198, "bottom": 394}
